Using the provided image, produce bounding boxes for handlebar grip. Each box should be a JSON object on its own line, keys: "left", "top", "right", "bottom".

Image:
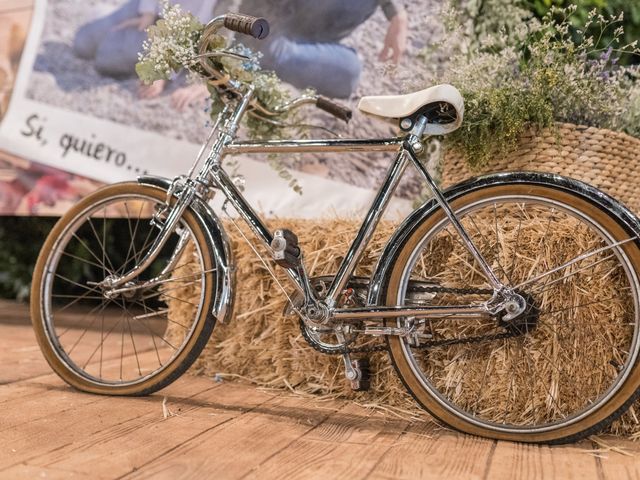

{"left": 316, "top": 96, "right": 352, "bottom": 123}
{"left": 223, "top": 14, "right": 270, "bottom": 39}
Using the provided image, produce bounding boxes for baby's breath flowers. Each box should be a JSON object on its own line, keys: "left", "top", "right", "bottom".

{"left": 136, "top": 2, "right": 297, "bottom": 140}
{"left": 136, "top": 2, "right": 203, "bottom": 82}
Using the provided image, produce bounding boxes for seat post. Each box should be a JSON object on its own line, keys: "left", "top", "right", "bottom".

{"left": 408, "top": 115, "right": 429, "bottom": 153}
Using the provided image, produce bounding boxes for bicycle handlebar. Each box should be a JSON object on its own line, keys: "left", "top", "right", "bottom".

{"left": 197, "top": 14, "right": 352, "bottom": 123}
{"left": 223, "top": 13, "right": 270, "bottom": 39}
{"left": 316, "top": 96, "right": 353, "bottom": 123}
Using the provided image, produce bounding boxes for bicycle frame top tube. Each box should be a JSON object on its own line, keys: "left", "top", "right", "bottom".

{"left": 201, "top": 87, "right": 504, "bottom": 308}
{"left": 199, "top": 90, "right": 411, "bottom": 304}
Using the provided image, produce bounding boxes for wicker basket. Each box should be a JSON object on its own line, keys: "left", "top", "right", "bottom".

{"left": 442, "top": 123, "right": 640, "bottom": 213}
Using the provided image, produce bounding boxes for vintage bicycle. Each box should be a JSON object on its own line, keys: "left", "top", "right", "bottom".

{"left": 31, "top": 14, "right": 640, "bottom": 443}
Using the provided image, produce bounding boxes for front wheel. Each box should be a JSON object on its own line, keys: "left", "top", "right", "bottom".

{"left": 385, "top": 176, "right": 640, "bottom": 443}
{"left": 31, "top": 182, "right": 218, "bottom": 395}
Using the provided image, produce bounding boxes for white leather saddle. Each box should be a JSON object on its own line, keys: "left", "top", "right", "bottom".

{"left": 357, "top": 84, "right": 464, "bottom": 135}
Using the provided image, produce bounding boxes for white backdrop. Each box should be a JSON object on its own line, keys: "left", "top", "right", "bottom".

{"left": 0, "top": 0, "right": 414, "bottom": 218}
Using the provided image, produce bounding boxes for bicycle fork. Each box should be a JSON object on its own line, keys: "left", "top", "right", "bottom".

{"left": 97, "top": 87, "right": 256, "bottom": 295}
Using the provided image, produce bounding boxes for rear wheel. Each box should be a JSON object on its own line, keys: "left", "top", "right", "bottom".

{"left": 385, "top": 179, "right": 640, "bottom": 442}
{"left": 31, "top": 182, "right": 217, "bottom": 395}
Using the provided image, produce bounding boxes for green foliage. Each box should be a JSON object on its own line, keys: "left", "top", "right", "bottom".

{"left": 526, "top": 0, "right": 640, "bottom": 64}
{"left": 136, "top": 2, "right": 299, "bottom": 141}
{"left": 135, "top": 5, "right": 204, "bottom": 83}
{"left": 453, "top": 82, "right": 555, "bottom": 169}
{"left": 0, "top": 217, "right": 180, "bottom": 301}
{"left": 0, "top": 217, "right": 56, "bottom": 300}
{"left": 624, "top": 81, "right": 640, "bottom": 138}
{"left": 429, "top": 3, "right": 639, "bottom": 168}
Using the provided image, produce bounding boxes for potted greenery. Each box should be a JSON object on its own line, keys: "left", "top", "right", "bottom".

{"left": 430, "top": 4, "right": 640, "bottom": 211}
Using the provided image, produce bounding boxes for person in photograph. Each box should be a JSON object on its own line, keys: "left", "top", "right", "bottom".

{"left": 72, "top": 0, "right": 217, "bottom": 110}
{"left": 239, "top": 0, "right": 408, "bottom": 98}
{"left": 0, "top": 16, "right": 28, "bottom": 119}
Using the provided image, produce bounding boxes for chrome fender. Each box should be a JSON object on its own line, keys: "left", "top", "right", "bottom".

{"left": 137, "top": 175, "right": 235, "bottom": 324}
{"left": 367, "top": 171, "right": 640, "bottom": 306}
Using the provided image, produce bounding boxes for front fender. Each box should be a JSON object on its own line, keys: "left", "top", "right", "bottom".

{"left": 137, "top": 175, "right": 235, "bottom": 324}
{"left": 367, "top": 171, "right": 640, "bottom": 306}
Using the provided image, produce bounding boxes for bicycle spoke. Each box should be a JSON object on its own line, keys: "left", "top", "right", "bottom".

{"left": 122, "top": 201, "right": 142, "bottom": 273}
{"left": 138, "top": 293, "right": 163, "bottom": 368}
{"left": 60, "top": 250, "right": 107, "bottom": 271}
{"left": 139, "top": 276, "right": 209, "bottom": 302}
{"left": 87, "top": 216, "right": 116, "bottom": 274}
{"left": 81, "top": 310, "right": 125, "bottom": 371}
{"left": 52, "top": 272, "right": 102, "bottom": 296}
{"left": 515, "top": 237, "right": 636, "bottom": 290}
{"left": 66, "top": 299, "right": 111, "bottom": 356}
{"left": 396, "top": 192, "right": 640, "bottom": 433}
{"left": 494, "top": 202, "right": 512, "bottom": 285}
{"left": 55, "top": 288, "right": 108, "bottom": 337}
{"left": 467, "top": 214, "right": 511, "bottom": 283}
{"left": 528, "top": 253, "right": 617, "bottom": 295}
{"left": 71, "top": 232, "right": 113, "bottom": 276}
{"left": 507, "top": 204, "right": 525, "bottom": 281}
{"left": 52, "top": 293, "right": 105, "bottom": 300}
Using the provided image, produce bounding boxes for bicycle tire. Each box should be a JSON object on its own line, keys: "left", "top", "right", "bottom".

{"left": 31, "top": 182, "right": 218, "bottom": 395}
{"left": 384, "top": 175, "right": 640, "bottom": 443}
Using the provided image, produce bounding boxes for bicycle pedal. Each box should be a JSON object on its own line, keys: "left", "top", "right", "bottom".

{"left": 349, "top": 358, "right": 371, "bottom": 392}
{"left": 271, "top": 229, "right": 301, "bottom": 269}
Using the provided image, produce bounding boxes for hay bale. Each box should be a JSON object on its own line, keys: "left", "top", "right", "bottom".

{"left": 165, "top": 219, "right": 421, "bottom": 416}
{"left": 166, "top": 217, "right": 640, "bottom": 437}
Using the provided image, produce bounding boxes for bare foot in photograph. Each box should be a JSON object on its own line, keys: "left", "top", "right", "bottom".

{"left": 170, "top": 83, "right": 209, "bottom": 111}
{"left": 138, "top": 79, "right": 166, "bottom": 99}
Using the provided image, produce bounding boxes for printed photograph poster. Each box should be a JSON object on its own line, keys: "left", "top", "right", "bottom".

{"left": 0, "top": 0, "right": 102, "bottom": 215}
{"left": 0, "top": 0, "right": 423, "bottom": 216}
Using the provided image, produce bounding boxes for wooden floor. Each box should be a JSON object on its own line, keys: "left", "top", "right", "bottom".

{"left": 1, "top": 301, "right": 640, "bottom": 479}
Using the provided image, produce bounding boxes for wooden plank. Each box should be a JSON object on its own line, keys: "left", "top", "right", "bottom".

{"left": 0, "top": 374, "right": 63, "bottom": 404}
{"left": 302, "top": 403, "right": 409, "bottom": 446}
{"left": 0, "top": 375, "right": 220, "bottom": 470}
{"left": 484, "top": 439, "right": 601, "bottom": 480}
{"left": 0, "top": 346, "right": 178, "bottom": 433}
{"left": 370, "top": 423, "right": 496, "bottom": 480}
{"left": 120, "top": 394, "right": 343, "bottom": 479}
{"left": 245, "top": 403, "right": 409, "bottom": 480}
{"left": 0, "top": 300, "right": 31, "bottom": 325}
{"left": 0, "top": 324, "right": 51, "bottom": 383}
{"left": 2, "top": 312, "right": 640, "bottom": 480}
{"left": 0, "top": 322, "right": 172, "bottom": 388}
{"left": 247, "top": 438, "right": 390, "bottom": 480}
{"left": 25, "top": 382, "right": 277, "bottom": 477}
{"left": 0, "top": 463, "right": 89, "bottom": 480}
{"left": 0, "top": 382, "right": 102, "bottom": 433}
{"left": 0, "top": 344, "right": 157, "bottom": 405}
{"left": 591, "top": 436, "right": 640, "bottom": 480}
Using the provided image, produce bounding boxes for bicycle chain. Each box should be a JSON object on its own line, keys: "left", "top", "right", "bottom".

{"left": 299, "top": 284, "right": 516, "bottom": 356}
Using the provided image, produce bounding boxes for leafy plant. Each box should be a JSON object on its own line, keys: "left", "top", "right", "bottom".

{"left": 136, "top": 2, "right": 300, "bottom": 140}
{"left": 0, "top": 217, "right": 57, "bottom": 300}
{"left": 429, "top": 3, "right": 639, "bottom": 168}
{"left": 526, "top": 0, "right": 640, "bottom": 64}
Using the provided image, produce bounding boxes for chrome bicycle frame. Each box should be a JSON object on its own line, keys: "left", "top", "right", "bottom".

{"left": 102, "top": 86, "right": 518, "bottom": 325}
